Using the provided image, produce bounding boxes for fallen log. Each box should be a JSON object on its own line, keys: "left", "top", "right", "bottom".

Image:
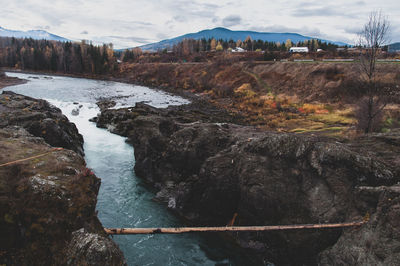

{"left": 104, "top": 220, "right": 366, "bottom": 235}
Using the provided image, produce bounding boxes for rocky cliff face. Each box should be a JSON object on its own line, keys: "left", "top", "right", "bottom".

{"left": 0, "top": 91, "right": 84, "bottom": 156}
{"left": 96, "top": 102, "right": 400, "bottom": 265}
{"left": 0, "top": 93, "right": 125, "bottom": 265}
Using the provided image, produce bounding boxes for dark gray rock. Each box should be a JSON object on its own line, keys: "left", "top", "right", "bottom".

{"left": 0, "top": 91, "right": 84, "bottom": 156}
{"left": 0, "top": 92, "right": 126, "bottom": 265}
{"left": 95, "top": 102, "right": 400, "bottom": 265}
{"left": 318, "top": 185, "right": 400, "bottom": 265}
{"left": 0, "top": 126, "right": 125, "bottom": 265}
{"left": 67, "top": 228, "right": 126, "bottom": 266}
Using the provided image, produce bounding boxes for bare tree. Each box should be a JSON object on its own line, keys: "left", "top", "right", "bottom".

{"left": 356, "top": 11, "right": 391, "bottom": 133}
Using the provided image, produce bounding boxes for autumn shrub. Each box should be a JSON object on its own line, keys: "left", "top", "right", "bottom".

{"left": 213, "top": 83, "right": 234, "bottom": 97}
{"left": 267, "top": 118, "right": 279, "bottom": 128}
{"left": 381, "top": 111, "right": 400, "bottom": 132}
{"left": 300, "top": 103, "right": 329, "bottom": 114}
{"left": 234, "top": 83, "right": 256, "bottom": 98}
{"left": 246, "top": 96, "right": 265, "bottom": 107}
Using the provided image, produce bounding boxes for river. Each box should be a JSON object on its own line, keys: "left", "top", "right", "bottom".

{"left": 3, "top": 72, "right": 260, "bottom": 266}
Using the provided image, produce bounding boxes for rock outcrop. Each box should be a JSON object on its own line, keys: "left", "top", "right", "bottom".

{"left": 0, "top": 91, "right": 84, "bottom": 156}
{"left": 0, "top": 93, "right": 125, "bottom": 265}
{"left": 96, "top": 102, "right": 400, "bottom": 265}
{"left": 0, "top": 71, "right": 26, "bottom": 89}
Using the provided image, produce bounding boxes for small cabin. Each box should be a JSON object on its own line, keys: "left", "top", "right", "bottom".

{"left": 289, "top": 47, "right": 309, "bottom": 53}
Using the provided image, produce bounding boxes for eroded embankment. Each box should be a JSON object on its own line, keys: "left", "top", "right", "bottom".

{"left": 0, "top": 92, "right": 125, "bottom": 265}
{"left": 115, "top": 61, "right": 400, "bottom": 102}
{"left": 113, "top": 61, "right": 400, "bottom": 133}
{"left": 96, "top": 101, "right": 400, "bottom": 265}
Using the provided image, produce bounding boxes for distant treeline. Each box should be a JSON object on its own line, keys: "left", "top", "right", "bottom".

{"left": 0, "top": 37, "right": 118, "bottom": 74}
{"left": 165, "top": 37, "right": 341, "bottom": 56}
{"left": 119, "top": 37, "right": 343, "bottom": 63}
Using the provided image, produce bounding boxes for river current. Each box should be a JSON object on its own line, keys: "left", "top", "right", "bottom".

{"left": 3, "top": 72, "right": 258, "bottom": 266}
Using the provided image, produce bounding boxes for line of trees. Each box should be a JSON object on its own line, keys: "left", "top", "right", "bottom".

{"left": 0, "top": 37, "right": 118, "bottom": 74}
{"left": 165, "top": 37, "right": 340, "bottom": 56}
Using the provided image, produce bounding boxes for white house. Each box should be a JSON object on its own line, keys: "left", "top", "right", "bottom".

{"left": 289, "top": 47, "right": 309, "bottom": 53}
{"left": 232, "top": 47, "right": 246, "bottom": 53}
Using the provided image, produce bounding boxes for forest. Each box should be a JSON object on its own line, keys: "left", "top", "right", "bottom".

{"left": 0, "top": 36, "right": 346, "bottom": 72}
{"left": 0, "top": 37, "right": 118, "bottom": 74}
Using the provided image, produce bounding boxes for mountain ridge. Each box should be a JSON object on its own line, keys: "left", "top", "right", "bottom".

{"left": 0, "top": 26, "right": 70, "bottom": 42}
{"left": 138, "top": 27, "right": 349, "bottom": 51}
{"left": 389, "top": 42, "right": 400, "bottom": 52}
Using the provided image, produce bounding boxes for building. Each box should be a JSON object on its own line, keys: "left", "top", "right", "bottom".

{"left": 232, "top": 47, "right": 246, "bottom": 53}
{"left": 289, "top": 47, "right": 309, "bottom": 53}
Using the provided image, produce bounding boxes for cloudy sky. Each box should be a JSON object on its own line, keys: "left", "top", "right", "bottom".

{"left": 1, "top": 0, "right": 399, "bottom": 48}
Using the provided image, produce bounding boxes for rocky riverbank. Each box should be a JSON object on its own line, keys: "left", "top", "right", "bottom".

{"left": 0, "top": 70, "right": 26, "bottom": 89}
{"left": 0, "top": 91, "right": 84, "bottom": 156}
{"left": 95, "top": 101, "right": 400, "bottom": 265}
{"left": 0, "top": 92, "right": 125, "bottom": 265}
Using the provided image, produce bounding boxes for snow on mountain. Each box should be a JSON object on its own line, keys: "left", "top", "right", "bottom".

{"left": 0, "top": 26, "right": 69, "bottom": 42}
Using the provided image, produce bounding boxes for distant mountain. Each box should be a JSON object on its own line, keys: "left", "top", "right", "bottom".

{"left": 139, "top": 27, "right": 348, "bottom": 51}
{"left": 388, "top": 42, "right": 400, "bottom": 52}
{"left": 0, "top": 26, "right": 69, "bottom": 42}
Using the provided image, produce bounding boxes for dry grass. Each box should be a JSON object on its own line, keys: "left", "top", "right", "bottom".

{"left": 117, "top": 60, "right": 400, "bottom": 136}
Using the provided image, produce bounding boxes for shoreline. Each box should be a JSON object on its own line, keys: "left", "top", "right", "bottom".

{"left": 1, "top": 67, "right": 202, "bottom": 103}
{"left": 0, "top": 71, "right": 27, "bottom": 89}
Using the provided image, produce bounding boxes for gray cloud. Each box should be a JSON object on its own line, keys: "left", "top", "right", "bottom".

{"left": 165, "top": 0, "right": 220, "bottom": 22}
{"left": 35, "top": 25, "right": 50, "bottom": 30}
{"left": 251, "top": 25, "right": 322, "bottom": 37}
{"left": 107, "top": 35, "right": 152, "bottom": 44}
{"left": 81, "top": 30, "right": 88, "bottom": 35}
{"left": 156, "top": 33, "right": 168, "bottom": 40}
{"left": 173, "top": 15, "right": 187, "bottom": 23}
{"left": 292, "top": 7, "right": 344, "bottom": 17}
{"left": 344, "top": 26, "right": 361, "bottom": 35}
{"left": 355, "top": 1, "right": 366, "bottom": 5}
{"left": 222, "top": 15, "right": 241, "bottom": 27}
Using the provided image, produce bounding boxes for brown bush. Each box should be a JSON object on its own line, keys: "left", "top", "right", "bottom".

{"left": 355, "top": 96, "right": 385, "bottom": 132}
{"left": 213, "top": 83, "right": 234, "bottom": 97}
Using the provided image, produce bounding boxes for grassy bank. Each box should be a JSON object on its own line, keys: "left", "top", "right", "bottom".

{"left": 112, "top": 60, "right": 400, "bottom": 136}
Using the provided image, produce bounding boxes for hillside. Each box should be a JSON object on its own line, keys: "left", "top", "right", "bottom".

{"left": 0, "top": 26, "right": 69, "bottom": 42}
{"left": 114, "top": 59, "right": 400, "bottom": 134}
{"left": 389, "top": 42, "right": 400, "bottom": 52}
{"left": 139, "top": 27, "right": 348, "bottom": 51}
